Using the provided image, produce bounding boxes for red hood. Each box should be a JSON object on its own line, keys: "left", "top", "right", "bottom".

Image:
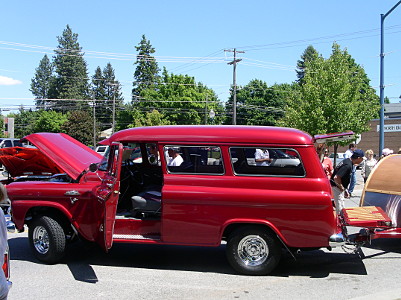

{"left": 14, "top": 133, "right": 103, "bottom": 180}
{"left": 0, "top": 146, "right": 63, "bottom": 177}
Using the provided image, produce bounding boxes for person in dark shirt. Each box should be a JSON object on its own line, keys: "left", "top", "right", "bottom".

{"left": 330, "top": 149, "right": 364, "bottom": 215}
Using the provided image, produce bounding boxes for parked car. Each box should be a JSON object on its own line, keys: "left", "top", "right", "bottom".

{"left": 0, "top": 138, "right": 23, "bottom": 149}
{"left": 329, "top": 152, "right": 346, "bottom": 167}
{"left": 1, "top": 127, "right": 392, "bottom": 275}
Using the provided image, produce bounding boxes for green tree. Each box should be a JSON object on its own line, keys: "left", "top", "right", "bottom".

{"left": 280, "top": 43, "right": 379, "bottom": 150}
{"left": 11, "top": 108, "right": 39, "bottom": 137}
{"left": 132, "top": 35, "right": 160, "bottom": 101}
{"left": 50, "top": 25, "right": 90, "bottom": 111}
{"left": 34, "top": 110, "right": 68, "bottom": 133}
{"left": 225, "top": 80, "right": 292, "bottom": 126}
{"left": 296, "top": 45, "right": 319, "bottom": 84}
{"left": 136, "top": 68, "right": 222, "bottom": 125}
{"left": 61, "top": 110, "right": 94, "bottom": 145}
{"left": 30, "top": 55, "right": 54, "bottom": 109}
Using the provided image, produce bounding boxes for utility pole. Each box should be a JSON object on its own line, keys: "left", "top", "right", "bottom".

{"left": 107, "top": 82, "right": 119, "bottom": 135}
{"left": 225, "top": 48, "right": 244, "bottom": 125}
{"left": 379, "top": 0, "right": 401, "bottom": 156}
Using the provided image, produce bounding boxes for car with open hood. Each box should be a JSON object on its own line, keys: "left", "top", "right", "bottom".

{"left": 2, "top": 127, "right": 393, "bottom": 275}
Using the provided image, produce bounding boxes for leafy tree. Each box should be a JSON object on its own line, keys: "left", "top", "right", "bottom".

{"left": 61, "top": 110, "right": 94, "bottom": 145}
{"left": 50, "top": 25, "right": 90, "bottom": 111}
{"left": 34, "top": 110, "right": 68, "bottom": 133}
{"left": 132, "top": 35, "right": 160, "bottom": 101}
{"left": 136, "top": 68, "right": 222, "bottom": 125}
{"left": 30, "top": 55, "right": 54, "bottom": 109}
{"left": 296, "top": 45, "right": 319, "bottom": 84}
{"left": 225, "top": 80, "right": 292, "bottom": 126}
{"left": 10, "top": 108, "right": 39, "bottom": 137}
{"left": 280, "top": 43, "right": 379, "bottom": 151}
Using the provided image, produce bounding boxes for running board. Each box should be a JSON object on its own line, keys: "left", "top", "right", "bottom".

{"left": 113, "top": 233, "right": 161, "bottom": 240}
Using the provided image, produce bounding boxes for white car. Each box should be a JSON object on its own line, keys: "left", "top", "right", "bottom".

{"left": 329, "top": 152, "right": 346, "bottom": 167}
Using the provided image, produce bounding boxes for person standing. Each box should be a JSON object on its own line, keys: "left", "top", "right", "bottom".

{"left": 322, "top": 149, "right": 333, "bottom": 180}
{"left": 330, "top": 149, "right": 364, "bottom": 215}
{"left": 344, "top": 143, "right": 356, "bottom": 197}
{"left": 361, "top": 149, "right": 377, "bottom": 183}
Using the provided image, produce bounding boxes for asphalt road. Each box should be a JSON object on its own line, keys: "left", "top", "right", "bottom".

{"left": 6, "top": 170, "right": 401, "bottom": 300}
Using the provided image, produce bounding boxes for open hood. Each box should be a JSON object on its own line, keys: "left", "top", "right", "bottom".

{"left": 18, "top": 133, "right": 104, "bottom": 180}
{"left": 0, "top": 146, "right": 63, "bottom": 178}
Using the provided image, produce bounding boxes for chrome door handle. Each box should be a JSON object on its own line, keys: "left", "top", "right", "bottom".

{"left": 65, "top": 190, "right": 81, "bottom": 196}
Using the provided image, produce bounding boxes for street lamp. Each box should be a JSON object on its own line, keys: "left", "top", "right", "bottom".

{"left": 379, "top": 1, "right": 401, "bottom": 156}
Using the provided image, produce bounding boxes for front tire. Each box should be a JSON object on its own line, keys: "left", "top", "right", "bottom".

{"left": 226, "top": 227, "right": 281, "bottom": 275}
{"left": 29, "top": 216, "right": 66, "bottom": 264}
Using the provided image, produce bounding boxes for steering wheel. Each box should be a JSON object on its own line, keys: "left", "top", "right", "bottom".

{"left": 124, "top": 159, "right": 144, "bottom": 186}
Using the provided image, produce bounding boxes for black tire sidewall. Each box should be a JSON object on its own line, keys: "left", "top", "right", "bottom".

{"left": 226, "top": 227, "right": 281, "bottom": 275}
{"left": 28, "top": 216, "right": 66, "bottom": 264}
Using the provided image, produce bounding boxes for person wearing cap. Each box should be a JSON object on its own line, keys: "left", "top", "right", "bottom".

{"left": 330, "top": 149, "right": 364, "bottom": 215}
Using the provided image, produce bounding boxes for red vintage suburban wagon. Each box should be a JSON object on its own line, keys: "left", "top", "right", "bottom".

{"left": 0, "top": 126, "right": 391, "bottom": 275}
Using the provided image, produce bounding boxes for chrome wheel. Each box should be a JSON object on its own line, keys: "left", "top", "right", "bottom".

{"left": 237, "top": 234, "right": 269, "bottom": 266}
{"left": 32, "top": 225, "right": 50, "bottom": 255}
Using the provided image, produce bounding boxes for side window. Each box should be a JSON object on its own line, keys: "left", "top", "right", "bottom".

{"left": 230, "top": 147, "right": 305, "bottom": 177}
{"left": 122, "top": 143, "right": 142, "bottom": 164}
{"left": 165, "top": 146, "right": 224, "bottom": 175}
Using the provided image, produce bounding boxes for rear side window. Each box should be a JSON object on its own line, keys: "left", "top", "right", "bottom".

{"left": 230, "top": 147, "right": 305, "bottom": 177}
{"left": 165, "top": 146, "right": 224, "bottom": 175}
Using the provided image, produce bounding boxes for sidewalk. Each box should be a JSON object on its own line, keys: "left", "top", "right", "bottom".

{"left": 345, "top": 168, "right": 364, "bottom": 208}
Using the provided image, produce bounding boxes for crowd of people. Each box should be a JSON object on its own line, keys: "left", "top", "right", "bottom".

{"left": 322, "top": 144, "right": 401, "bottom": 215}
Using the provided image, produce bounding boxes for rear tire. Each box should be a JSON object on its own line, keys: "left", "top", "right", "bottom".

{"left": 226, "top": 226, "right": 281, "bottom": 275}
{"left": 29, "top": 216, "right": 66, "bottom": 264}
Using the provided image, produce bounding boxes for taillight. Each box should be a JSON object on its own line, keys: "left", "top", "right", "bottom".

{"left": 2, "top": 247, "right": 10, "bottom": 280}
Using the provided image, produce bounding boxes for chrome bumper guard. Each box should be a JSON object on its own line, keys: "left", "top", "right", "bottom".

{"left": 329, "top": 233, "right": 346, "bottom": 247}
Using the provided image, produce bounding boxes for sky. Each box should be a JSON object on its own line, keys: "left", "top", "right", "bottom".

{"left": 1, "top": 0, "right": 401, "bottom": 115}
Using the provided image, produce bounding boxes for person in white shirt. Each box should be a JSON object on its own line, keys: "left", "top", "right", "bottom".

{"left": 167, "top": 148, "right": 183, "bottom": 166}
{"left": 255, "top": 148, "right": 272, "bottom": 166}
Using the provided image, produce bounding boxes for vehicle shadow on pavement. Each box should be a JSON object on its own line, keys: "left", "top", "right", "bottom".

{"left": 360, "top": 238, "right": 401, "bottom": 258}
{"left": 9, "top": 236, "right": 376, "bottom": 281}
{"left": 274, "top": 250, "right": 367, "bottom": 278}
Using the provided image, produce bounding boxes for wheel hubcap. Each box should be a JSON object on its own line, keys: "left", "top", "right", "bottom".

{"left": 32, "top": 226, "right": 50, "bottom": 255}
{"left": 237, "top": 235, "right": 268, "bottom": 266}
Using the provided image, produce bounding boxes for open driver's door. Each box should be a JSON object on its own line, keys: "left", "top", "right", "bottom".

{"left": 95, "top": 142, "right": 123, "bottom": 251}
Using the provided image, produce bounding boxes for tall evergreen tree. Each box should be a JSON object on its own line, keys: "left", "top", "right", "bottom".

{"left": 132, "top": 35, "right": 160, "bottom": 101}
{"left": 50, "top": 25, "right": 90, "bottom": 111}
{"left": 296, "top": 45, "right": 319, "bottom": 84}
{"left": 30, "top": 55, "right": 54, "bottom": 109}
{"left": 103, "top": 63, "right": 123, "bottom": 130}
{"left": 91, "top": 67, "right": 107, "bottom": 130}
